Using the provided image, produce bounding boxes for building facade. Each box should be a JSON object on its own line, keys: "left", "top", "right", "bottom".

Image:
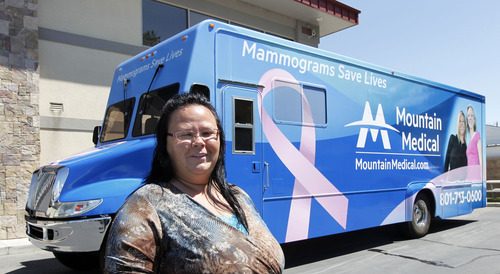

{"left": 0, "top": 0, "right": 359, "bottom": 239}
{"left": 0, "top": 0, "right": 39, "bottom": 240}
{"left": 486, "top": 125, "right": 500, "bottom": 181}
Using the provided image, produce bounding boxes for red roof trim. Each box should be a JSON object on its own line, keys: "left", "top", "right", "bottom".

{"left": 295, "top": 0, "right": 360, "bottom": 24}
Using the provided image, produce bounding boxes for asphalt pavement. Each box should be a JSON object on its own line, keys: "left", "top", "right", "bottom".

{"left": 2, "top": 203, "right": 499, "bottom": 272}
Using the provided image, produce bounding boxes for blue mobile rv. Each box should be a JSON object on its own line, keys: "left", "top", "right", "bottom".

{"left": 26, "top": 20, "right": 486, "bottom": 269}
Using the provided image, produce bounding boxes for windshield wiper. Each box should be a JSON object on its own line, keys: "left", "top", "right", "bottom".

{"left": 142, "top": 64, "right": 164, "bottom": 115}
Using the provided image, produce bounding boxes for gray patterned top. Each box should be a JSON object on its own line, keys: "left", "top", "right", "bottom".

{"left": 104, "top": 182, "right": 285, "bottom": 273}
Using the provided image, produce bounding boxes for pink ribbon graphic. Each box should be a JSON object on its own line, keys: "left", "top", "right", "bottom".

{"left": 257, "top": 69, "right": 349, "bottom": 242}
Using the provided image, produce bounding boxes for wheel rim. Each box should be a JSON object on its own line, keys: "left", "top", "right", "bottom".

{"left": 414, "top": 200, "right": 428, "bottom": 228}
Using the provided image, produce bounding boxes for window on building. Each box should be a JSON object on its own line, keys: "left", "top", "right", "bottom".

{"left": 190, "top": 11, "right": 227, "bottom": 26}
{"left": 142, "top": 0, "right": 187, "bottom": 46}
{"left": 142, "top": 0, "right": 294, "bottom": 46}
{"left": 229, "top": 22, "right": 262, "bottom": 33}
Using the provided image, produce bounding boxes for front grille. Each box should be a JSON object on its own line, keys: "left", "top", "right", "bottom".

{"left": 27, "top": 167, "right": 58, "bottom": 213}
{"left": 27, "top": 224, "right": 43, "bottom": 239}
{"left": 27, "top": 224, "right": 55, "bottom": 240}
{"left": 26, "top": 166, "right": 69, "bottom": 217}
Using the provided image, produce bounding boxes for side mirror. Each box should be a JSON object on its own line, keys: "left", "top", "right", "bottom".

{"left": 93, "top": 126, "right": 101, "bottom": 145}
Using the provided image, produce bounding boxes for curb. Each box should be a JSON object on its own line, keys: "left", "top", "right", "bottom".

{"left": 0, "top": 238, "right": 39, "bottom": 256}
{"left": 487, "top": 202, "right": 500, "bottom": 207}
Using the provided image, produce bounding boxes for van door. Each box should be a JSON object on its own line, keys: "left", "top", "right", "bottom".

{"left": 255, "top": 74, "right": 347, "bottom": 243}
{"left": 222, "top": 84, "right": 264, "bottom": 214}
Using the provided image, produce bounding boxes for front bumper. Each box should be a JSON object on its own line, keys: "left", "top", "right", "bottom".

{"left": 25, "top": 215, "right": 112, "bottom": 252}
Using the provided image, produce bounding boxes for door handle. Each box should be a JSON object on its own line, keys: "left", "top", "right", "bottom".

{"left": 264, "top": 162, "right": 269, "bottom": 191}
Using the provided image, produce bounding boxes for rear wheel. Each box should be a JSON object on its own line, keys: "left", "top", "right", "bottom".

{"left": 400, "top": 194, "right": 431, "bottom": 238}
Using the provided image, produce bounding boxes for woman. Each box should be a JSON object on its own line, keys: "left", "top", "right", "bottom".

{"left": 104, "top": 92, "right": 284, "bottom": 273}
{"left": 444, "top": 111, "right": 467, "bottom": 172}
{"left": 466, "top": 105, "right": 483, "bottom": 180}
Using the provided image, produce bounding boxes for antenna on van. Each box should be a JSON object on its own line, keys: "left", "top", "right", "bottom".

{"left": 142, "top": 64, "right": 164, "bottom": 115}
{"left": 123, "top": 78, "right": 130, "bottom": 102}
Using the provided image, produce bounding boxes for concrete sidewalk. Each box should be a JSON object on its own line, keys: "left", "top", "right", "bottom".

{"left": 0, "top": 237, "right": 38, "bottom": 256}
{"left": 3, "top": 202, "right": 499, "bottom": 256}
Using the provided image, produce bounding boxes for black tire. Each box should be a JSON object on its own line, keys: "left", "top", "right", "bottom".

{"left": 53, "top": 251, "right": 100, "bottom": 271}
{"left": 399, "top": 194, "right": 431, "bottom": 238}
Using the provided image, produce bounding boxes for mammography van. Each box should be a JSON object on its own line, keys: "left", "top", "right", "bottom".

{"left": 25, "top": 20, "right": 486, "bottom": 270}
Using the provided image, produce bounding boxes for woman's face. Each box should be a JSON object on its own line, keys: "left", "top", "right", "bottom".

{"left": 459, "top": 113, "right": 466, "bottom": 135}
{"left": 467, "top": 107, "right": 475, "bottom": 130}
{"left": 166, "top": 104, "right": 220, "bottom": 184}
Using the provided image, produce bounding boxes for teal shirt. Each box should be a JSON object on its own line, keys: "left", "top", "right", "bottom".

{"left": 218, "top": 214, "right": 249, "bottom": 235}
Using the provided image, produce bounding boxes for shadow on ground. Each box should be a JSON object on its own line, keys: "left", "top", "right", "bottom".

{"left": 281, "top": 218, "right": 476, "bottom": 269}
{"left": 7, "top": 256, "right": 100, "bottom": 274}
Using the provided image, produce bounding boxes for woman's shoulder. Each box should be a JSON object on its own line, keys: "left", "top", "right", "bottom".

{"left": 136, "top": 181, "right": 164, "bottom": 193}
{"left": 227, "top": 184, "right": 252, "bottom": 204}
{"left": 132, "top": 182, "right": 177, "bottom": 201}
{"left": 470, "top": 131, "right": 481, "bottom": 142}
{"left": 447, "top": 134, "right": 460, "bottom": 146}
{"left": 229, "top": 184, "right": 249, "bottom": 198}
{"left": 122, "top": 182, "right": 187, "bottom": 216}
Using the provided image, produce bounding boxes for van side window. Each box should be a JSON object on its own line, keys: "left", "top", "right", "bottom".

{"left": 273, "top": 79, "right": 326, "bottom": 126}
{"left": 233, "top": 97, "right": 254, "bottom": 154}
{"left": 303, "top": 85, "right": 327, "bottom": 125}
{"left": 273, "top": 80, "right": 302, "bottom": 123}
{"left": 101, "top": 98, "right": 136, "bottom": 143}
{"left": 132, "top": 83, "right": 180, "bottom": 137}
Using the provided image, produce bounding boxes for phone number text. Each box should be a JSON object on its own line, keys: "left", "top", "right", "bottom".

{"left": 440, "top": 190, "right": 482, "bottom": 206}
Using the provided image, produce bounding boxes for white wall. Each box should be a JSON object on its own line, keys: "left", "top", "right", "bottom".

{"left": 38, "top": 0, "right": 142, "bottom": 45}
{"left": 38, "top": 0, "right": 143, "bottom": 164}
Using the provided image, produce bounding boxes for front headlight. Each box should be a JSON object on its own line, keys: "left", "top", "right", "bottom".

{"left": 48, "top": 199, "right": 102, "bottom": 218}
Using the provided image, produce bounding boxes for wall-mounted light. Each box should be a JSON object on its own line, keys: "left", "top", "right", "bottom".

{"left": 302, "top": 26, "right": 317, "bottom": 39}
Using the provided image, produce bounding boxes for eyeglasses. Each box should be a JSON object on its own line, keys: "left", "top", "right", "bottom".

{"left": 167, "top": 129, "right": 219, "bottom": 142}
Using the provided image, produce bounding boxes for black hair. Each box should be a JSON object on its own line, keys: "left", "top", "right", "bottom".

{"left": 146, "top": 92, "right": 248, "bottom": 229}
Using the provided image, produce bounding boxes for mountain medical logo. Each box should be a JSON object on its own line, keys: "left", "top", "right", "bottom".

{"left": 345, "top": 101, "right": 399, "bottom": 149}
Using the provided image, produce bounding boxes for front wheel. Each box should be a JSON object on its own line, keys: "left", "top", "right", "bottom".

{"left": 399, "top": 195, "right": 431, "bottom": 238}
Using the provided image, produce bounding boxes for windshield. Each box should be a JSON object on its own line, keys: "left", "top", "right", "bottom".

{"left": 132, "top": 83, "right": 179, "bottom": 137}
{"left": 100, "top": 98, "right": 135, "bottom": 143}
